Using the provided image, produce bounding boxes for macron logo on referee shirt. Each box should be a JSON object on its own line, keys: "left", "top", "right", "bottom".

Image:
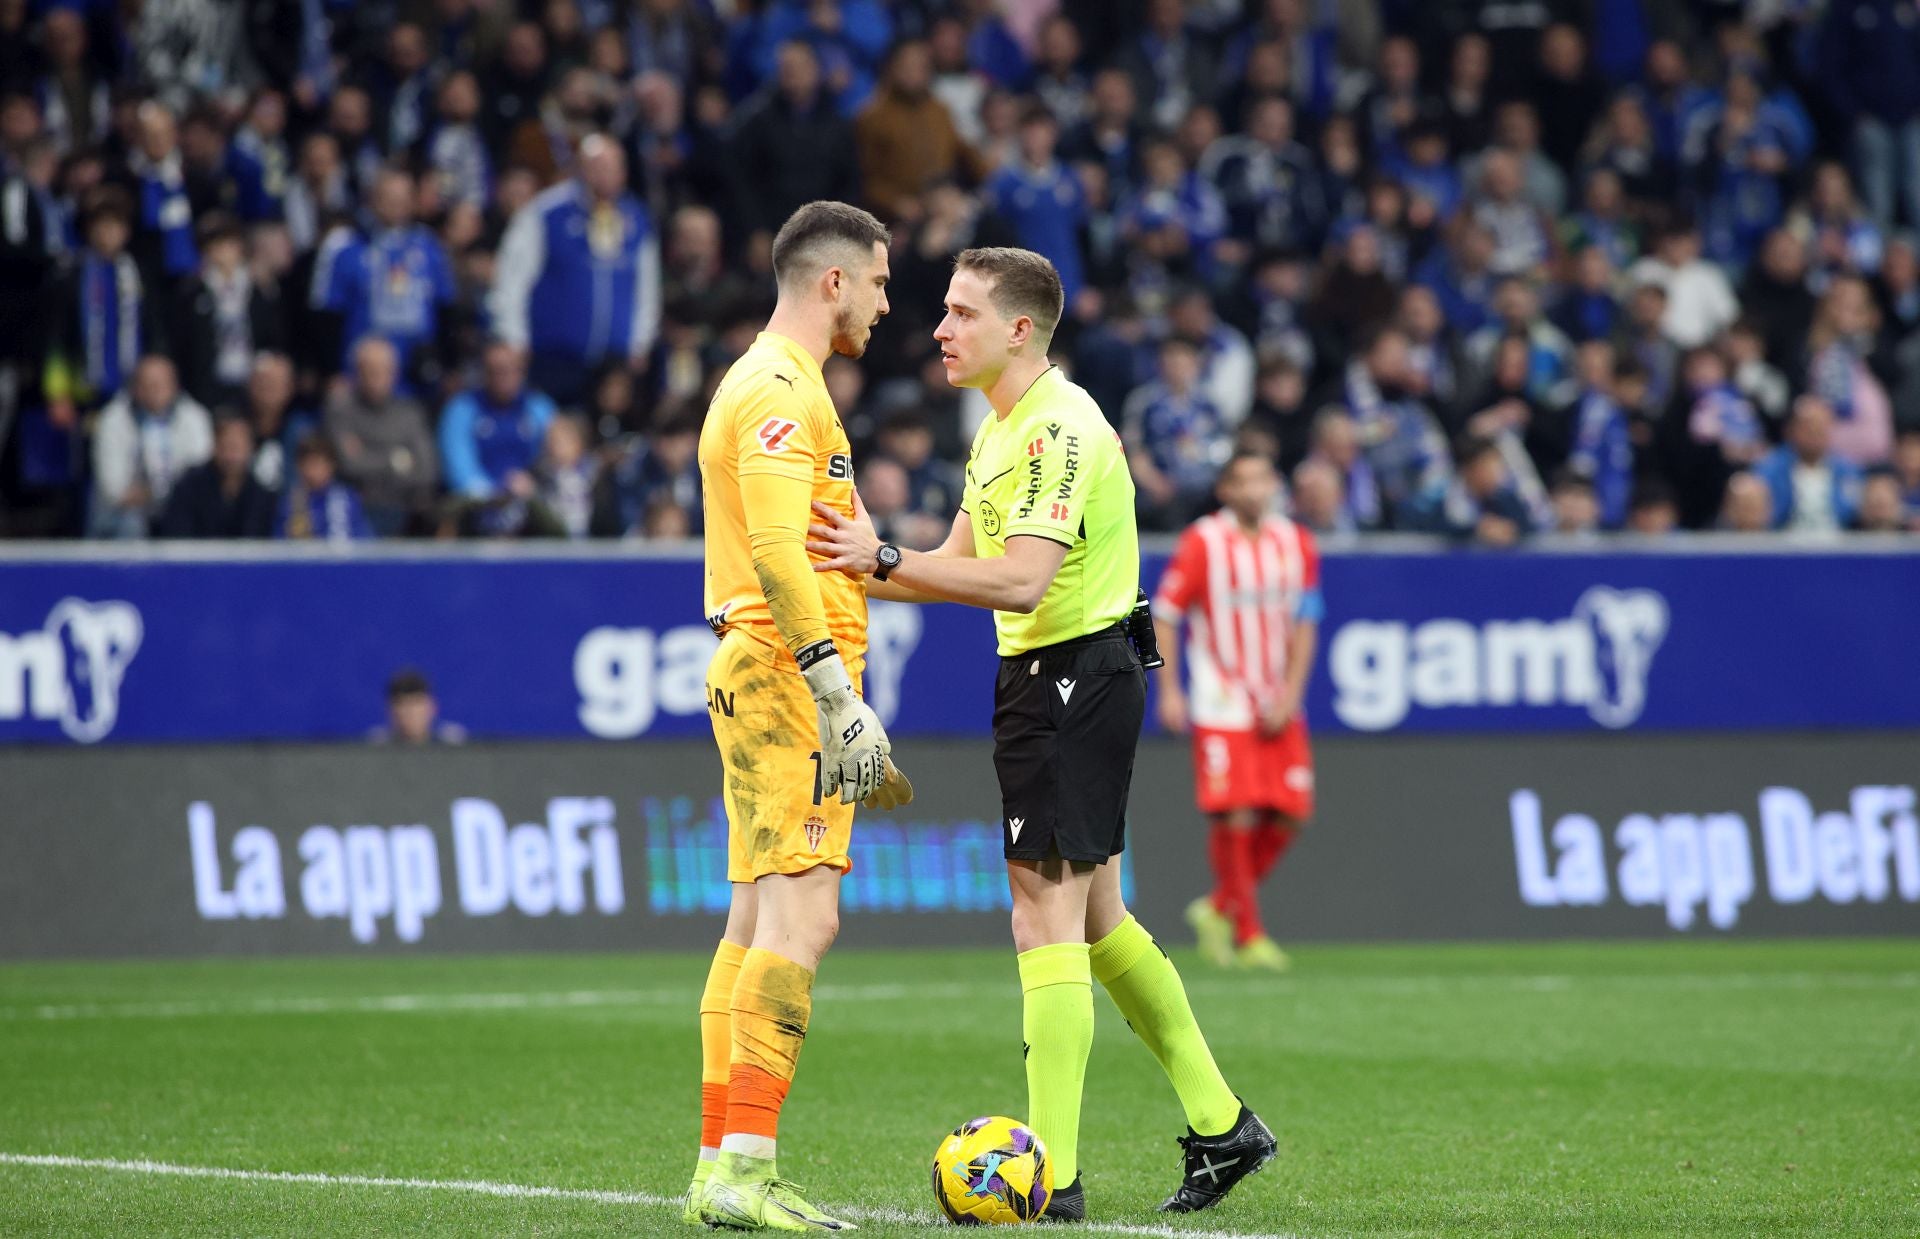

{"left": 1008, "top": 817, "right": 1026, "bottom": 843}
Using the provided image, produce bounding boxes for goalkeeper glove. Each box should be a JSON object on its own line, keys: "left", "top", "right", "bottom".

{"left": 799, "top": 641, "right": 913, "bottom": 808}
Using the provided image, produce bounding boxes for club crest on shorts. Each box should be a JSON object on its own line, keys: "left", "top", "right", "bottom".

{"left": 803, "top": 815, "right": 828, "bottom": 852}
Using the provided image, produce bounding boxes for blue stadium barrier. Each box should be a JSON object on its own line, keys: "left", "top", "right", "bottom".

{"left": 0, "top": 539, "right": 1915, "bottom": 745}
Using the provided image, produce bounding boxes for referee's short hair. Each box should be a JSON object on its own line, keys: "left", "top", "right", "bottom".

{"left": 772, "top": 201, "right": 891, "bottom": 291}
{"left": 954, "top": 246, "right": 1065, "bottom": 347}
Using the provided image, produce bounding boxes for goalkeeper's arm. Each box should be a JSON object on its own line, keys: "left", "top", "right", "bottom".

{"left": 741, "top": 470, "right": 911, "bottom": 809}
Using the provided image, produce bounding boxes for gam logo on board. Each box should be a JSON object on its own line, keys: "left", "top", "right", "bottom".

{"left": 1327, "top": 586, "right": 1669, "bottom": 731}
{"left": 0, "top": 598, "right": 143, "bottom": 743}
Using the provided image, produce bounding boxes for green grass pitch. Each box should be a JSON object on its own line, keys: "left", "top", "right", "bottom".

{"left": 1, "top": 940, "right": 1915, "bottom": 1237}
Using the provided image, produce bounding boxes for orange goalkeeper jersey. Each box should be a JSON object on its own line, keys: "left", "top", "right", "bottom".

{"left": 699, "top": 331, "right": 868, "bottom": 665}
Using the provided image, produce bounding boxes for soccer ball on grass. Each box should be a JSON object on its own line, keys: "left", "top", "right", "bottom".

{"left": 930, "top": 1115, "right": 1054, "bottom": 1225}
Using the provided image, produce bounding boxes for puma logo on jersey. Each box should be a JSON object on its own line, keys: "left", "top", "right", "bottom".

{"left": 757, "top": 417, "right": 799, "bottom": 453}
{"left": 1056, "top": 679, "right": 1076, "bottom": 704}
{"left": 1008, "top": 817, "right": 1026, "bottom": 843}
{"left": 772, "top": 373, "right": 797, "bottom": 389}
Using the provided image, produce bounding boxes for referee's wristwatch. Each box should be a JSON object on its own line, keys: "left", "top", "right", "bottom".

{"left": 873, "top": 542, "right": 902, "bottom": 581}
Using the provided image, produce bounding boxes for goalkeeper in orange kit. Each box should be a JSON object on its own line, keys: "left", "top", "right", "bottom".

{"left": 684, "top": 200, "right": 911, "bottom": 1232}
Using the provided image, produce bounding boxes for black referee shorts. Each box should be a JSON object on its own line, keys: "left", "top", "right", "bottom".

{"left": 992, "top": 625, "right": 1147, "bottom": 864}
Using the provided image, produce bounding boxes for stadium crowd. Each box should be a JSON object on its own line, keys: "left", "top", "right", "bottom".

{"left": 2, "top": 0, "right": 1920, "bottom": 544}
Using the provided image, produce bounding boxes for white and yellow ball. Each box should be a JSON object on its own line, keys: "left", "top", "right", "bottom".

{"left": 930, "top": 1115, "right": 1054, "bottom": 1225}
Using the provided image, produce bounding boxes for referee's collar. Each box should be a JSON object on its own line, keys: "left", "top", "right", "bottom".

{"left": 1002, "top": 364, "right": 1062, "bottom": 419}
{"left": 758, "top": 331, "right": 825, "bottom": 387}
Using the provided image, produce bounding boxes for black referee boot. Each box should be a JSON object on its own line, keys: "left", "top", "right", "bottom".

{"left": 1158, "top": 1103, "right": 1277, "bottom": 1213}
{"left": 1035, "top": 1174, "right": 1085, "bottom": 1223}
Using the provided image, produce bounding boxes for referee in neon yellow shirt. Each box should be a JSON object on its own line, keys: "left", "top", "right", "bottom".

{"left": 808, "top": 248, "right": 1276, "bottom": 1221}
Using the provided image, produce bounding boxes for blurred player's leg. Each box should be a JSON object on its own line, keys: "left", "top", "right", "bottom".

{"left": 1008, "top": 858, "right": 1095, "bottom": 1219}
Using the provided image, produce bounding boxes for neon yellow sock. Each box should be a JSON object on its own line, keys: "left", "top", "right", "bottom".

{"left": 1090, "top": 915, "right": 1240, "bottom": 1136}
{"left": 1018, "top": 942, "right": 1093, "bottom": 1186}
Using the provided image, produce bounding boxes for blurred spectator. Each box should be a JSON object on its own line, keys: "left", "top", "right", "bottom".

{"left": 856, "top": 454, "right": 946, "bottom": 549}
{"left": 1629, "top": 220, "right": 1740, "bottom": 349}
{"left": 89, "top": 355, "right": 213, "bottom": 539}
{"left": 872, "top": 409, "right": 962, "bottom": 521}
{"left": 1856, "top": 467, "right": 1911, "bottom": 531}
{"left": 439, "top": 340, "right": 557, "bottom": 504}
{"left": 1303, "top": 406, "right": 1383, "bottom": 532}
{"left": 1679, "top": 346, "right": 1767, "bottom": 525}
{"left": 857, "top": 39, "right": 981, "bottom": 222}
{"left": 1309, "top": 222, "right": 1397, "bottom": 355}
{"left": 600, "top": 410, "right": 701, "bottom": 536}
{"left": 1414, "top": 219, "right": 1498, "bottom": 339}
{"left": 1124, "top": 335, "right": 1231, "bottom": 530}
{"left": 1753, "top": 396, "right": 1865, "bottom": 531}
{"left": 1725, "top": 318, "right": 1791, "bottom": 433}
{"left": 1470, "top": 149, "right": 1549, "bottom": 279}
{"left": 1876, "top": 233, "right": 1920, "bottom": 343}
{"left": 43, "top": 188, "right": 154, "bottom": 423}
{"left": 1562, "top": 340, "right": 1634, "bottom": 529}
{"left": 1288, "top": 454, "right": 1350, "bottom": 535}
{"left": 491, "top": 135, "right": 660, "bottom": 406}
{"left": 1548, "top": 470, "right": 1601, "bottom": 538}
{"left": 229, "top": 90, "right": 290, "bottom": 225}
{"left": 1535, "top": 25, "right": 1607, "bottom": 174}
{"left": 131, "top": 101, "right": 197, "bottom": 282}
{"left": 983, "top": 105, "right": 1088, "bottom": 305}
{"left": 731, "top": 40, "right": 858, "bottom": 246}
{"left": 1318, "top": 327, "right": 1450, "bottom": 527}
{"left": 535, "top": 413, "right": 600, "bottom": 539}
{"left": 242, "top": 352, "right": 309, "bottom": 490}
{"left": 172, "top": 213, "right": 287, "bottom": 411}
{"left": 1199, "top": 95, "right": 1324, "bottom": 262}
{"left": 1719, "top": 469, "right": 1774, "bottom": 532}
{"left": 1896, "top": 429, "right": 1920, "bottom": 520}
{"left": 324, "top": 337, "right": 437, "bottom": 535}
{"left": 1246, "top": 357, "right": 1311, "bottom": 472}
{"left": 1742, "top": 228, "right": 1817, "bottom": 368}
{"left": 311, "top": 166, "right": 457, "bottom": 391}
{"left": 1166, "top": 286, "right": 1255, "bottom": 425}
{"left": 1119, "top": 136, "right": 1227, "bottom": 296}
{"left": 1395, "top": 284, "right": 1462, "bottom": 414}
{"left": 1463, "top": 278, "right": 1570, "bottom": 402}
{"left": 1030, "top": 15, "right": 1091, "bottom": 130}
{"left": 428, "top": 71, "right": 492, "bottom": 213}
{"left": 1818, "top": 0, "right": 1920, "bottom": 229}
{"left": 1805, "top": 276, "right": 1895, "bottom": 465}
{"left": 34, "top": 9, "right": 110, "bottom": 154}
{"left": 1417, "top": 433, "right": 1533, "bottom": 545}
{"left": 1795, "top": 161, "right": 1884, "bottom": 292}
{"left": 1122, "top": 0, "right": 1216, "bottom": 133}
{"left": 1560, "top": 168, "right": 1637, "bottom": 272}
{"left": 157, "top": 415, "right": 276, "bottom": 539}
{"left": 1553, "top": 246, "right": 1624, "bottom": 344}
{"left": 370, "top": 667, "right": 468, "bottom": 745}
{"left": 1626, "top": 475, "right": 1680, "bottom": 535}
{"left": 278, "top": 432, "right": 372, "bottom": 542}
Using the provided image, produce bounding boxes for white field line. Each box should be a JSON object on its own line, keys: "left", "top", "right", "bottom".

{"left": 0, "top": 1152, "right": 1308, "bottom": 1238}
{"left": 4, "top": 971, "right": 1916, "bottom": 1023}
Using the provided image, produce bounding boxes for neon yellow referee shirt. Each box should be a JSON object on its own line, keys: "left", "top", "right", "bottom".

{"left": 961, "top": 367, "right": 1140, "bottom": 656}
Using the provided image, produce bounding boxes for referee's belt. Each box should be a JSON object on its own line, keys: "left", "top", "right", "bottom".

{"left": 1004, "top": 622, "right": 1126, "bottom": 660}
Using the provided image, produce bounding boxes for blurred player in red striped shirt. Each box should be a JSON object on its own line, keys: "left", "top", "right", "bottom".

{"left": 1151, "top": 451, "right": 1324, "bottom": 971}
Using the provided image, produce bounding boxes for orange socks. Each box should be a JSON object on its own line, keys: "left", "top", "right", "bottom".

{"left": 720, "top": 948, "right": 815, "bottom": 1159}
{"left": 698, "top": 940, "right": 749, "bottom": 1151}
